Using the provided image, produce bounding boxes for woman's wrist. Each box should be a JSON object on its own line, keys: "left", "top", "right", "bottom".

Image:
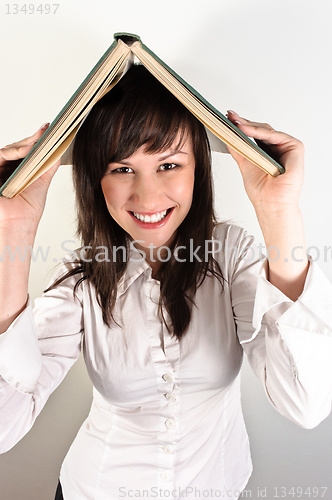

{"left": 0, "top": 221, "right": 38, "bottom": 246}
{"left": 254, "top": 202, "right": 301, "bottom": 227}
{"left": 254, "top": 205, "right": 309, "bottom": 300}
{"left": 0, "top": 223, "right": 35, "bottom": 334}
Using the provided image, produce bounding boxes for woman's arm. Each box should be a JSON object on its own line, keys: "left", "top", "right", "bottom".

{"left": 223, "top": 223, "right": 332, "bottom": 429}
{"left": 0, "top": 125, "right": 59, "bottom": 333}
{"left": 0, "top": 270, "right": 83, "bottom": 453}
{"left": 226, "top": 110, "right": 308, "bottom": 301}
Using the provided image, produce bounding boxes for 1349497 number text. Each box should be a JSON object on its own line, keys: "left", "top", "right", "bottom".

{"left": 274, "top": 487, "right": 328, "bottom": 498}
{"left": 5, "top": 4, "right": 60, "bottom": 14}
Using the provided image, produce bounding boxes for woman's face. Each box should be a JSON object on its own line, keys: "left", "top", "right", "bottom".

{"left": 101, "top": 135, "right": 195, "bottom": 251}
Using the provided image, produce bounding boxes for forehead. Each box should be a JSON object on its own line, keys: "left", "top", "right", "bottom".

{"left": 122, "top": 133, "right": 194, "bottom": 161}
{"left": 108, "top": 106, "right": 199, "bottom": 165}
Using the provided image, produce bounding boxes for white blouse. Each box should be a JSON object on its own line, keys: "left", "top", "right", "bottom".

{"left": 0, "top": 224, "right": 332, "bottom": 500}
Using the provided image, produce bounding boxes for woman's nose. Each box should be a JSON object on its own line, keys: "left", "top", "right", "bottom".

{"left": 131, "top": 175, "right": 162, "bottom": 210}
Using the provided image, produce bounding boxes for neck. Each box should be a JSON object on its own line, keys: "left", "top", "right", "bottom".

{"left": 134, "top": 238, "right": 175, "bottom": 279}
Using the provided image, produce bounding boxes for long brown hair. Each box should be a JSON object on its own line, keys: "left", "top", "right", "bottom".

{"left": 48, "top": 65, "right": 224, "bottom": 339}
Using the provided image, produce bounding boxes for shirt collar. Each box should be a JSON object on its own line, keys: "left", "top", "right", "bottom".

{"left": 116, "top": 245, "right": 153, "bottom": 297}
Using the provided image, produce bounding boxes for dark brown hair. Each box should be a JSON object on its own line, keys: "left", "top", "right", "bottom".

{"left": 48, "top": 65, "right": 223, "bottom": 339}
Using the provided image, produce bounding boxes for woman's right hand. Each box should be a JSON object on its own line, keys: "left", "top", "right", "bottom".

{"left": 0, "top": 124, "right": 60, "bottom": 333}
{"left": 0, "top": 124, "right": 60, "bottom": 231}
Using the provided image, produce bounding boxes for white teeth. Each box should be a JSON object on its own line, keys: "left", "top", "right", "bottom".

{"left": 133, "top": 209, "right": 168, "bottom": 223}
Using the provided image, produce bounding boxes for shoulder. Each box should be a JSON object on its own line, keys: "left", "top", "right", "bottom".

{"left": 43, "top": 255, "right": 85, "bottom": 305}
{"left": 212, "top": 222, "right": 258, "bottom": 278}
{"left": 212, "top": 222, "right": 255, "bottom": 248}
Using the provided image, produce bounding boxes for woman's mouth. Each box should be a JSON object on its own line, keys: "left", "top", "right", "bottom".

{"left": 129, "top": 208, "right": 173, "bottom": 228}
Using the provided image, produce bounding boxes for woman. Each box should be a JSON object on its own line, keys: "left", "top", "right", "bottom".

{"left": 0, "top": 65, "right": 331, "bottom": 500}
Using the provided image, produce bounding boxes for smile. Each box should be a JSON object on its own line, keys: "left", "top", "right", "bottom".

{"left": 131, "top": 209, "right": 171, "bottom": 223}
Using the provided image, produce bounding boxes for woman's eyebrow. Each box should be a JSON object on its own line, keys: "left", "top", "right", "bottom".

{"left": 157, "top": 150, "right": 189, "bottom": 161}
{"left": 109, "top": 150, "right": 189, "bottom": 165}
{"left": 116, "top": 159, "right": 133, "bottom": 166}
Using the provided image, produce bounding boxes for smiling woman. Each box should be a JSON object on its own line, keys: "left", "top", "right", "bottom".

{"left": 1, "top": 63, "right": 332, "bottom": 500}
{"left": 50, "top": 64, "right": 224, "bottom": 340}
{"left": 101, "top": 138, "right": 196, "bottom": 267}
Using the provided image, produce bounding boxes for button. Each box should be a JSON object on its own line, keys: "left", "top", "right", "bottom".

{"left": 165, "top": 392, "right": 176, "bottom": 402}
{"left": 161, "top": 472, "right": 172, "bottom": 482}
{"left": 163, "top": 445, "right": 173, "bottom": 454}
{"left": 162, "top": 373, "right": 173, "bottom": 383}
{"left": 165, "top": 418, "right": 176, "bottom": 429}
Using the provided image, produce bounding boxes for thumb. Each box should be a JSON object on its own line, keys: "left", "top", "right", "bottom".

{"left": 20, "top": 160, "right": 61, "bottom": 200}
{"left": 39, "top": 160, "right": 61, "bottom": 189}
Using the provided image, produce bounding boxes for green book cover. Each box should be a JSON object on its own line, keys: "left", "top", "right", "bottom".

{"left": 0, "top": 32, "right": 284, "bottom": 197}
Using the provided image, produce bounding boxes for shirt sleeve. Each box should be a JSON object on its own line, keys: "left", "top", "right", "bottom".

{"left": 0, "top": 270, "right": 83, "bottom": 453}
{"left": 226, "top": 224, "right": 332, "bottom": 429}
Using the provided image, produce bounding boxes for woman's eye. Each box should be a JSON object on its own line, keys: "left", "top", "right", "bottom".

{"left": 110, "top": 166, "right": 133, "bottom": 174}
{"left": 159, "top": 163, "right": 178, "bottom": 171}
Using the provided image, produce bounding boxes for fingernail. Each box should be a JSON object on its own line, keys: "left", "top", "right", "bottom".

{"left": 227, "top": 110, "right": 237, "bottom": 115}
{"left": 40, "top": 123, "right": 49, "bottom": 130}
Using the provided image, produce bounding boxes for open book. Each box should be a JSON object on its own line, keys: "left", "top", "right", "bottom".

{"left": 0, "top": 33, "right": 284, "bottom": 198}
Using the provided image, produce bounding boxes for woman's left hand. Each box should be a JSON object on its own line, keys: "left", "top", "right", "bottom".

{"left": 226, "top": 111, "right": 309, "bottom": 301}
{"left": 226, "top": 110, "right": 304, "bottom": 214}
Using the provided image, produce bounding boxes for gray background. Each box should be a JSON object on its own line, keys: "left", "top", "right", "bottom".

{"left": 0, "top": 1, "right": 331, "bottom": 498}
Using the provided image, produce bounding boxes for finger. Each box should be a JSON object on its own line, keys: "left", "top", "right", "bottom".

{"left": 235, "top": 123, "right": 284, "bottom": 144}
{"left": 227, "top": 110, "right": 274, "bottom": 132}
{"left": 236, "top": 124, "right": 301, "bottom": 156}
{"left": 231, "top": 123, "right": 302, "bottom": 170}
{"left": 2, "top": 123, "right": 49, "bottom": 150}
{"left": 0, "top": 123, "right": 49, "bottom": 166}
{"left": 227, "top": 111, "right": 299, "bottom": 149}
{"left": 39, "top": 160, "right": 61, "bottom": 189}
{"left": 0, "top": 144, "right": 36, "bottom": 167}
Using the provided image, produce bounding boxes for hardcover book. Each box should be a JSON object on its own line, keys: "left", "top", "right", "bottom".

{"left": 0, "top": 33, "right": 284, "bottom": 198}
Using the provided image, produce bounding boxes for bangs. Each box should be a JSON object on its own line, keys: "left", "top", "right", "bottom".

{"left": 106, "top": 64, "right": 201, "bottom": 163}
{"left": 111, "top": 105, "right": 191, "bottom": 162}
{"left": 72, "top": 64, "right": 208, "bottom": 188}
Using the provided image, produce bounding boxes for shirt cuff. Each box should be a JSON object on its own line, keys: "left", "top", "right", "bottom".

{"left": 0, "top": 301, "right": 42, "bottom": 393}
{"left": 241, "top": 257, "right": 332, "bottom": 344}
